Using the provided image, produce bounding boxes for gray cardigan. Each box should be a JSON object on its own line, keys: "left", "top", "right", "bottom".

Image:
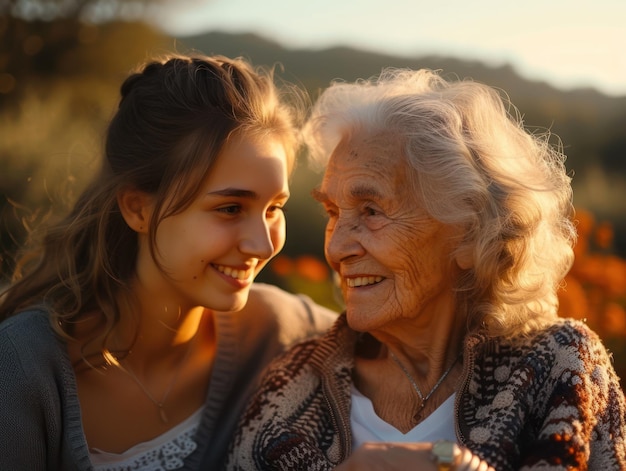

{"left": 0, "top": 283, "right": 336, "bottom": 470}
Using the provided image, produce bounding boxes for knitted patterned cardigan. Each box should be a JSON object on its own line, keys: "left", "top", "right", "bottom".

{"left": 227, "top": 314, "right": 626, "bottom": 471}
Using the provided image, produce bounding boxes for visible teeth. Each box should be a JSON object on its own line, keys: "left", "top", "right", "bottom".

{"left": 346, "top": 276, "right": 382, "bottom": 287}
{"left": 216, "top": 265, "right": 249, "bottom": 280}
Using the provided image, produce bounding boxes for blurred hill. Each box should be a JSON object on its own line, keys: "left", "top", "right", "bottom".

{"left": 174, "top": 30, "right": 626, "bottom": 258}
{"left": 2, "top": 22, "right": 626, "bottom": 283}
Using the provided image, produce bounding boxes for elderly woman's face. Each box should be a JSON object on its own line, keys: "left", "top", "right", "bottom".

{"left": 315, "top": 132, "right": 462, "bottom": 332}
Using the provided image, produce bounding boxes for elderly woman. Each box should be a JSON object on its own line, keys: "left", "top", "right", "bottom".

{"left": 227, "top": 69, "right": 626, "bottom": 471}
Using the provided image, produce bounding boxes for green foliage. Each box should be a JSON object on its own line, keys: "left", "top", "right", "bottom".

{"left": 0, "top": 19, "right": 171, "bottom": 280}
{"left": 2, "top": 22, "right": 626, "bottom": 283}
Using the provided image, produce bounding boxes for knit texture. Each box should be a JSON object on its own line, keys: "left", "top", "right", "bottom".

{"left": 227, "top": 314, "right": 626, "bottom": 471}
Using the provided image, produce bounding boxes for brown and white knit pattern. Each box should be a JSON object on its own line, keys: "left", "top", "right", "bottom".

{"left": 227, "top": 315, "right": 626, "bottom": 471}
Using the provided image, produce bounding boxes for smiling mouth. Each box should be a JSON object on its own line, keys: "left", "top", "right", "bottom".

{"left": 346, "top": 276, "right": 383, "bottom": 288}
{"left": 214, "top": 264, "right": 252, "bottom": 281}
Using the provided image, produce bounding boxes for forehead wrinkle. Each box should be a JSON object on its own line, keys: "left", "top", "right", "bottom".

{"left": 350, "top": 184, "right": 383, "bottom": 201}
{"left": 313, "top": 183, "right": 385, "bottom": 208}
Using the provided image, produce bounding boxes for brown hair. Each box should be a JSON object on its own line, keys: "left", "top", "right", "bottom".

{"left": 1, "top": 53, "right": 303, "bottom": 356}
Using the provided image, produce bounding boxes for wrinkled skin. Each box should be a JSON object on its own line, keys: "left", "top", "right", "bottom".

{"left": 314, "top": 131, "right": 464, "bottom": 345}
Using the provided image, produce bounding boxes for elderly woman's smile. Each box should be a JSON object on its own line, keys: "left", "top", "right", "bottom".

{"left": 344, "top": 276, "right": 384, "bottom": 288}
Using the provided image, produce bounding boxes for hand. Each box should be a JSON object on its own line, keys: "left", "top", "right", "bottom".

{"left": 335, "top": 442, "right": 495, "bottom": 471}
{"left": 455, "top": 446, "right": 494, "bottom": 471}
{"left": 336, "top": 442, "right": 435, "bottom": 471}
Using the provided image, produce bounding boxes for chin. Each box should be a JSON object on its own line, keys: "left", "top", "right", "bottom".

{"left": 345, "top": 308, "right": 376, "bottom": 333}
{"left": 228, "top": 292, "right": 251, "bottom": 312}
{"left": 208, "top": 291, "right": 250, "bottom": 313}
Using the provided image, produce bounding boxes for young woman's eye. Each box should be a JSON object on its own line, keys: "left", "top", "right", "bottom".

{"left": 217, "top": 204, "right": 241, "bottom": 215}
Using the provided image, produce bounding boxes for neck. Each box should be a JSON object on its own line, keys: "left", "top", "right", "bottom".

{"left": 366, "top": 307, "right": 465, "bottom": 377}
{"left": 118, "top": 305, "right": 210, "bottom": 363}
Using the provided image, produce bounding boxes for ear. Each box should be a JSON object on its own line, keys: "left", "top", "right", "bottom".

{"left": 117, "top": 187, "right": 153, "bottom": 234}
{"left": 454, "top": 243, "right": 474, "bottom": 270}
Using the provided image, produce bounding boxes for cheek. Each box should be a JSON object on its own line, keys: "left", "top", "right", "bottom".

{"left": 270, "top": 217, "right": 287, "bottom": 254}
{"left": 398, "top": 230, "right": 455, "bottom": 289}
{"left": 386, "top": 226, "right": 439, "bottom": 275}
{"left": 392, "top": 243, "right": 424, "bottom": 284}
{"left": 153, "top": 223, "right": 185, "bottom": 260}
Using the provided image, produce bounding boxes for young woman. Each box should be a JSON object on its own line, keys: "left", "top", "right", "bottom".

{"left": 0, "top": 53, "right": 336, "bottom": 470}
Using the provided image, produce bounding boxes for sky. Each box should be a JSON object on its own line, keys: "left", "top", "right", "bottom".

{"left": 156, "top": 0, "right": 626, "bottom": 97}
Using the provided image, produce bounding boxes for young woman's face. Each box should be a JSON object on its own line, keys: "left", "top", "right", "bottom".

{"left": 137, "top": 133, "right": 290, "bottom": 313}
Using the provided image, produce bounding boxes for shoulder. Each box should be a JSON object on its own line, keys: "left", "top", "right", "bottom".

{"left": 241, "top": 283, "right": 338, "bottom": 342}
{"left": 0, "top": 309, "right": 70, "bottom": 374}
{"left": 489, "top": 318, "right": 607, "bottom": 356}
{"left": 0, "top": 308, "right": 70, "bottom": 396}
{"left": 540, "top": 319, "right": 621, "bottom": 381}
{"left": 461, "top": 319, "right": 626, "bottom": 469}
{"left": 543, "top": 317, "right": 600, "bottom": 341}
{"left": 483, "top": 318, "right": 621, "bottom": 390}
{"left": 0, "top": 309, "right": 58, "bottom": 350}
{"left": 256, "top": 313, "right": 352, "bottom": 380}
{"left": 522, "top": 318, "right": 609, "bottom": 361}
{"left": 234, "top": 337, "right": 324, "bottom": 418}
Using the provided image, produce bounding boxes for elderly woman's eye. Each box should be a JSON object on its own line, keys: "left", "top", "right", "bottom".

{"left": 365, "top": 206, "right": 379, "bottom": 216}
{"left": 322, "top": 205, "right": 337, "bottom": 219}
{"left": 319, "top": 209, "right": 330, "bottom": 219}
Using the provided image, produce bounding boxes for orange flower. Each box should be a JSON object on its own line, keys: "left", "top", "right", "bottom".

{"left": 603, "top": 256, "right": 626, "bottom": 297}
{"left": 574, "top": 208, "right": 595, "bottom": 239}
{"left": 573, "top": 255, "right": 605, "bottom": 285}
{"left": 295, "top": 255, "right": 329, "bottom": 282}
{"left": 270, "top": 255, "right": 294, "bottom": 277}
{"left": 594, "top": 221, "right": 614, "bottom": 250}
{"left": 558, "top": 275, "right": 588, "bottom": 321}
{"left": 602, "top": 302, "right": 626, "bottom": 336}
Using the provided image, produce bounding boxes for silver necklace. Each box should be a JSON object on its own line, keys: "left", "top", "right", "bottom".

{"left": 389, "top": 351, "right": 460, "bottom": 416}
{"left": 120, "top": 339, "right": 195, "bottom": 424}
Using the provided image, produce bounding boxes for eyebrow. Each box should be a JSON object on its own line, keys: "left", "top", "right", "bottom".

{"left": 311, "top": 185, "right": 383, "bottom": 203}
{"left": 208, "top": 188, "right": 259, "bottom": 199}
{"left": 350, "top": 185, "right": 382, "bottom": 200}
{"left": 207, "top": 188, "right": 290, "bottom": 200}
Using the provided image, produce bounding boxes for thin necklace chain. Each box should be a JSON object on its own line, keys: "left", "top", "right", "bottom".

{"left": 120, "top": 337, "right": 196, "bottom": 424}
{"left": 389, "top": 350, "right": 460, "bottom": 412}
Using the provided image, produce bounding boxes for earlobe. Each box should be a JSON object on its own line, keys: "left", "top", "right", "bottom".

{"left": 117, "top": 188, "right": 153, "bottom": 233}
{"left": 455, "top": 245, "right": 474, "bottom": 270}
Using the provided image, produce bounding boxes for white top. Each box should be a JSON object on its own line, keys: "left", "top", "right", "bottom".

{"left": 89, "top": 407, "right": 203, "bottom": 471}
{"left": 351, "top": 385, "right": 457, "bottom": 450}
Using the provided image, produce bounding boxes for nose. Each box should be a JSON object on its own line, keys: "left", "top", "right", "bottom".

{"left": 239, "top": 217, "right": 277, "bottom": 260}
{"left": 325, "top": 215, "right": 364, "bottom": 265}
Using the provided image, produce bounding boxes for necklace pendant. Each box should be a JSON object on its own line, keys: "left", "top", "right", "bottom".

{"left": 158, "top": 404, "right": 168, "bottom": 424}
{"left": 413, "top": 401, "right": 426, "bottom": 422}
{"left": 389, "top": 350, "right": 462, "bottom": 422}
